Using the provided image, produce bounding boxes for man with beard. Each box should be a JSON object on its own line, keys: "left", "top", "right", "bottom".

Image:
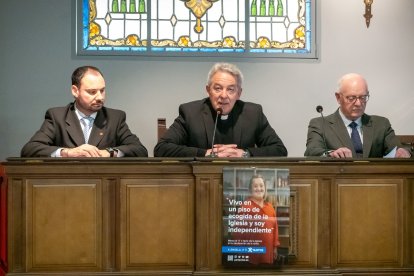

{"left": 21, "top": 65, "right": 147, "bottom": 158}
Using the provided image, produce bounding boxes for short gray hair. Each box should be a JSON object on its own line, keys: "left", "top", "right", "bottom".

{"left": 207, "top": 63, "right": 243, "bottom": 88}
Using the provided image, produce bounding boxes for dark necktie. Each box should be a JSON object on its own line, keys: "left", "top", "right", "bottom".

{"left": 349, "top": 121, "right": 363, "bottom": 155}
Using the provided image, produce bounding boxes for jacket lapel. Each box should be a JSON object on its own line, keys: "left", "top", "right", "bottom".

{"left": 65, "top": 105, "right": 85, "bottom": 146}
{"left": 202, "top": 102, "right": 215, "bottom": 147}
{"left": 232, "top": 101, "right": 243, "bottom": 146}
{"left": 361, "top": 114, "right": 373, "bottom": 158}
{"left": 330, "top": 110, "right": 353, "bottom": 149}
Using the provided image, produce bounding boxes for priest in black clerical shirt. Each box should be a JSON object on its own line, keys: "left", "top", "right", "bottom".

{"left": 153, "top": 63, "right": 287, "bottom": 158}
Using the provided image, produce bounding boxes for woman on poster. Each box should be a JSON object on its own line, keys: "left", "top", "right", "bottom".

{"left": 236, "top": 174, "right": 280, "bottom": 264}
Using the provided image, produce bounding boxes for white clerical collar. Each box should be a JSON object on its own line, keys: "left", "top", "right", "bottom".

{"left": 220, "top": 114, "right": 229, "bottom": 120}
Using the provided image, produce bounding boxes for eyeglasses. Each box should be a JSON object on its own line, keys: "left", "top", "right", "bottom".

{"left": 340, "top": 93, "right": 370, "bottom": 103}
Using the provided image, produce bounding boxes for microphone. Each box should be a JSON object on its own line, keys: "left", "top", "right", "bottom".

{"left": 316, "top": 105, "right": 323, "bottom": 113}
{"left": 210, "top": 107, "right": 223, "bottom": 157}
{"left": 316, "top": 105, "right": 330, "bottom": 156}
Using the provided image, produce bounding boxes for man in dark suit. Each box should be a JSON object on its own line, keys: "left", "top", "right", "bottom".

{"left": 154, "top": 63, "right": 287, "bottom": 158}
{"left": 305, "top": 73, "right": 411, "bottom": 158}
{"left": 21, "top": 66, "right": 148, "bottom": 158}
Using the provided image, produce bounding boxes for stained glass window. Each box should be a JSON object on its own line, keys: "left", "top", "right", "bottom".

{"left": 77, "top": 0, "right": 316, "bottom": 58}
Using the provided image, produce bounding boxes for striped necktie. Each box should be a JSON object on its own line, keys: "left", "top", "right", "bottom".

{"left": 81, "top": 116, "right": 93, "bottom": 143}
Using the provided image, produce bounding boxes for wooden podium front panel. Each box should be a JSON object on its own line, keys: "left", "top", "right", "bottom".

{"left": 194, "top": 175, "right": 223, "bottom": 271}
{"left": 335, "top": 178, "right": 402, "bottom": 266}
{"left": 409, "top": 178, "right": 414, "bottom": 266}
{"left": 289, "top": 178, "right": 318, "bottom": 267}
{"left": 0, "top": 166, "right": 6, "bottom": 276}
{"left": 3, "top": 160, "right": 414, "bottom": 275}
{"left": 26, "top": 178, "right": 103, "bottom": 271}
{"left": 120, "top": 178, "right": 194, "bottom": 271}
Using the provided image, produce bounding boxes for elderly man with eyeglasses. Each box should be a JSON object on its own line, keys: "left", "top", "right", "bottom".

{"left": 305, "top": 73, "right": 411, "bottom": 158}
{"left": 154, "top": 63, "right": 287, "bottom": 158}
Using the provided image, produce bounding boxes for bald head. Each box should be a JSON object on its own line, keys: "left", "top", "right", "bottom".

{"left": 335, "top": 73, "right": 370, "bottom": 121}
{"left": 337, "top": 73, "right": 368, "bottom": 94}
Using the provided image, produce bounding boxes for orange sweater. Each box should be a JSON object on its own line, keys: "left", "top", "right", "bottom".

{"left": 234, "top": 198, "right": 280, "bottom": 264}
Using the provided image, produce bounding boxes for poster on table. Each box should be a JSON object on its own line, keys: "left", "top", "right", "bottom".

{"left": 222, "top": 167, "right": 290, "bottom": 267}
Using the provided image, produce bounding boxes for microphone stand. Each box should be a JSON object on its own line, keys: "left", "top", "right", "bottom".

{"left": 316, "top": 105, "right": 330, "bottom": 156}
{"left": 210, "top": 108, "right": 222, "bottom": 157}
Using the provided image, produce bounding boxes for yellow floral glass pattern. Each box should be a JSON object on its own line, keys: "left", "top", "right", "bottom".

{"left": 80, "top": 0, "right": 314, "bottom": 56}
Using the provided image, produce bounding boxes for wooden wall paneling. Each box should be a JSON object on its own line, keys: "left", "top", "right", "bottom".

{"left": 210, "top": 176, "right": 223, "bottom": 271}
{"left": 289, "top": 175, "right": 319, "bottom": 268}
{"left": 119, "top": 177, "right": 194, "bottom": 272}
{"left": 194, "top": 168, "right": 235, "bottom": 272}
{"left": 8, "top": 178, "right": 23, "bottom": 273}
{"left": 406, "top": 178, "right": 414, "bottom": 266}
{"left": 0, "top": 165, "right": 7, "bottom": 276}
{"left": 289, "top": 178, "right": 318, "bottom": 268}
{"left": 316, "top": 177, "right": 333, "bottom": 269}
{"left": 25, "top": 178, "right": 103, "bottom": 272}
{"left": 334, "top": 178, "right": 402, "bottom": 267}
{"left": 194, "top": 174, "right": 221, "bottom": 272}
{"left": 102, "top": 178, "right": 117, "bottom": 272}
{"left": 3, "top": 160, "right": 414, "bottom": 276}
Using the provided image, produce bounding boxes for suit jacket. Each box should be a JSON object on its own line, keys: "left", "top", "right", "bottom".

{"left": 21, "top": 103, "right": 148, "bottom": 157}
{"left": 304, "top": 109, "right": 401, "bottom": 158}
{"left": 154, "top": 98, "right": 287, "bottom": 157}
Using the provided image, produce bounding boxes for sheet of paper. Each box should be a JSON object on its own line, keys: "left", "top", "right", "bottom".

{"left": 383, "top": 146, "right": 397, "bottom": 158}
